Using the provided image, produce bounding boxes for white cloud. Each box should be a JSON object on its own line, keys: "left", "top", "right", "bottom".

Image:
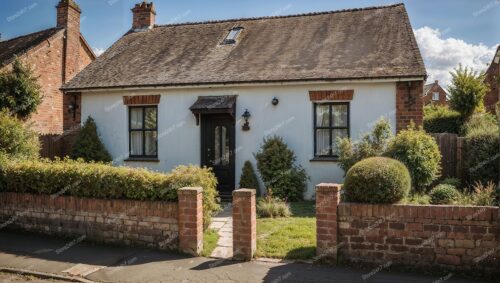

{"left": 414, "top": 26, "right": 497, "bottom": 89}
{"left": 92, "top": 47, "right": 105, "bottom": 57}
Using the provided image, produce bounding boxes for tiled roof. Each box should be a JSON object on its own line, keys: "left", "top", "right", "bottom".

{"left": 0, "top": 28, "right": 62, "bottom": 67}
{"left": 63, "top": 3, "right": 426, "bottom": 90}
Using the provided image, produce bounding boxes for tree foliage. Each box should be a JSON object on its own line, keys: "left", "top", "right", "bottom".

{"left": 0, "top": 58, "right": 42, "bottom": 119}
{"left": 70, "top": 117, "right": 112, "bottom": 162}
{"left": 0, "top": 109, "right": 39, "bottom": 160}
{"left": 337, "top": 118, "right": 392, "bottom": 173}
{"left": 448, "top": 65, "right": 489, "bottom": 119}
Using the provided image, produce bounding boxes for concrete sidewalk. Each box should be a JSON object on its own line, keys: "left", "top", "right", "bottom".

{"left": 0, "top": 231, "right": 488, "bottom": 283}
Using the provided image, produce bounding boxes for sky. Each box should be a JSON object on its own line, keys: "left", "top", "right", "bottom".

{"left": 0, "top": 0, "right": 499, "bottom": 87}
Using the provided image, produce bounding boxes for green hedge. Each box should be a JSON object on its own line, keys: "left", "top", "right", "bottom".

{"left": 466, "top": 132, "right": 499, "bottom": 185}
{"left": 423, "top": 105, "right": 462, "bottom": 134}
{"left": 0, "top": 159, "right": 220, "bottom": 227}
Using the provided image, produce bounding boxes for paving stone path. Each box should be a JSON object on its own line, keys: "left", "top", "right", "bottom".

{"left": 208, "top": 203, "right": 233, "bottom": 258}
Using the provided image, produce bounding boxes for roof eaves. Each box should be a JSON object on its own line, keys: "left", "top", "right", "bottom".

{"left": 62, "top": 74, "right": 426, "bottom": 92}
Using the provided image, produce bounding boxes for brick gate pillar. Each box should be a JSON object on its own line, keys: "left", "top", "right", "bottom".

{"left": 316, "top": 183, "right": 341, "bottom": 263}
{"left": 178, "top": 187, "right": 203, "bottom": 256}
{"left": 232, "top": 189, "right": 256, "bottom": 261}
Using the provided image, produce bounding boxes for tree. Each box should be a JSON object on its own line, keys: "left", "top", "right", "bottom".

{"left": 254, "top": 136, "right": 309, "bottom": 201}
{"left": 0, "top": 58, "right": 42, "bottom": 119}
{"left": 448, "top": 64, "right": 489, "bottom": 120}
{"left": 239, "top": 160, "right": 261, "bottom": 196}
{"left": 70, "top": 117, "right": 112, "bottom": 162}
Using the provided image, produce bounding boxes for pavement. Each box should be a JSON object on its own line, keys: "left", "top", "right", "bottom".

{"left": 208, "top": 204, "right": 233, "bottom": 259}
{"left": 0, "top": 231, "right": 490, "bottom": 283}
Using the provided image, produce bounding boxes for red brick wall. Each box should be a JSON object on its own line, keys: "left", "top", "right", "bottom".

{"left": 178, "top": 187, "right": 204, "bottom": 256}
{"left": 484, "top": 49, "right": 499, "bottom": 113}
{"left": 0, "top": 192, "right": 179, "bottom": 250}
{"left": 423, "top": 82, "right": 448, "bottom": 106}
{"left": 0, "top": 2, "right": 94, "bottom": 136}
{"left": 315, "top": 184, "right": 500, "bottom": 275}
{"left": 232, "top": 189, "right": 256, "bottom": 260}
{"left": 396, "top": 81, "right": 424, "bottom": 132}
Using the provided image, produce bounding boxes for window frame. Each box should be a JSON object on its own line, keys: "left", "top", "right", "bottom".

{"left": 128, "top": 105, "right": 158, "bottom": 158}
{"left": 222, "top": 27, "right": 243, "bottom": 44}
{"left": 313, "top": 102, "right": 350, "bottom": 159}
{"left": 432, "top": 92, "right": 440, "bottom": 101}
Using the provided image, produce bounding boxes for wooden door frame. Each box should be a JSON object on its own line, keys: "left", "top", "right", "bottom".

{"left": 200, "top": 114, "right": 236, "bottom": 194}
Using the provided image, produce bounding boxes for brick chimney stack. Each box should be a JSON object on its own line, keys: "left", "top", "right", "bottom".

{"left": 132, "top": 1, "right": 156, "bottom": 31}
{"left": 56, "top": 0, "right": 81, "bottom": 83}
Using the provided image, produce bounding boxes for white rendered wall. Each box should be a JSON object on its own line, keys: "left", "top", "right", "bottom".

{"left": 81, "top": 82, "right": 396, "bottom": 199}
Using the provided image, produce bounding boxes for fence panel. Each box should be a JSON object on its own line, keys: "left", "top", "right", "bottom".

{"left": 431, "top": 133, "right": 467, "bottom": 181}
{"left": 39, "top": 134, "right": 64, "bottom": 159}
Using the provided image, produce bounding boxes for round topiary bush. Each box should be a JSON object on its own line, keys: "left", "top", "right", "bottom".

{"left": 429, "top": 184, "right": 460, "bottom": 205}
{"left": 343, "top": 157, "right": 411, "bottom": 203}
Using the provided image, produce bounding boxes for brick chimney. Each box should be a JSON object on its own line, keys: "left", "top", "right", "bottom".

{"left": 57, "top": 0, "right": 82, "bottom": 133}
{"left": 56, "top": 0, "right": 81, "bottom": 83}
{"left": 132, "top": 1, "right": 156, "bottom": 31}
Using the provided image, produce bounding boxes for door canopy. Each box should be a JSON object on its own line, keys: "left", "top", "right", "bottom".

{"left": 189, "top": 95, "right": 237, "bottom": 125}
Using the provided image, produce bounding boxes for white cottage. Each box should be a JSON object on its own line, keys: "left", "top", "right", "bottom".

{"left": 63, "top": 2, "right": 426, "bottom": 199}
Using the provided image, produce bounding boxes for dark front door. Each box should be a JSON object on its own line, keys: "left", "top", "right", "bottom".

{"left": 201, "top": 114, "right": 235, "bottom": 199}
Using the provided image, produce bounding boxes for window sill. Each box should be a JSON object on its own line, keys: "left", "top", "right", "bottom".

{"left": 124, "top": 157, "right": 160, "bottom": 163}
{"left": 310, "top": 157, "right": 339, "bottom": 162}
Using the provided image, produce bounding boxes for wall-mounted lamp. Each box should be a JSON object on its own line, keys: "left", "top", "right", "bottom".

{"left": 272, "top": 97, "right": 279, "bottom": 106}
{"left": 242, "top": 109, "right": 251, "bottom": 131}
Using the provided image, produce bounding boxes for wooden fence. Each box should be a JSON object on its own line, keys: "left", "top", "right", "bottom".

{"left": 39, "top": 132, "right": 78, "bottom": 159}
{"left": 430, "top": 133, "right": 467, "bottom": 181}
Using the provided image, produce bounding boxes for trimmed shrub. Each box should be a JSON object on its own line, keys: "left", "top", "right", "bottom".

{"left": 385, "top": 125, "right": 441, "bottom": 192}
{"left": 448, "top": 65, "right": 489, "bottom": 119}
{"left": 343, "top": 157, "right": 411, "bottom": 203}
{"left": 0, "top": 159, "right": 220, "bottom": 227}
{"left": 257, "top": 194, "right": 291, "bottom": 218}
{"left": 0, "top": 109, "right": 39, "bottom": 160}
{"left": 254, "top": 136, "right": 309, "bottom": 201}
{"left": 429, "top": 184, "right": 460, "bottom": 205}
{"left": 440, "top": 178, "right": 461, "bottom": 188}
{"left": 465, "top": 130, "right": 499, "bottom": 185}
{"left": 423, "top": 105, "right": 461, "bottom": 134}
{"left": 337, "top": 118, "right": 392, "bottom": 173}
{"left": 239, "top": 160, "right": 260, "bottom": 196}
{"left": 71, "top": 117, "right": 112, "bottom": 162}
{"left": 0, "top": 58, "right": 42, "bottom": 119}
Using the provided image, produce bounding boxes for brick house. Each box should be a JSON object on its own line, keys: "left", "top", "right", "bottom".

{"left": 484, "top": 45, "right": 500, "bottom": 113}
{"left": 422, "top": 80, "right": 448, "bottom": 106}
{"left": 63, "top": 2, "right": 426, "bottom": 198}
{"left": 0, "top": 0, "right": 95, "bottom": 153}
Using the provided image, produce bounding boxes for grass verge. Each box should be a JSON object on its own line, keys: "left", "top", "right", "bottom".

{"left": 256, "top": 201, "right": 316, "bottom": 260}
{"left": 201, "top": 228, "right": 219, "bottom": 257}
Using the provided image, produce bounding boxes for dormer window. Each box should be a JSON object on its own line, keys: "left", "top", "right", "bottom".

{"left": 223, "top": 27, "right": 243, "bottom": 44}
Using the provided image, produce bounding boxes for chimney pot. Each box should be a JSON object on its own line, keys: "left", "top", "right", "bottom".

{"left": 435, "top": 80, "right": 438, "bottom": 84}
{"left": 132, "top": 1, "right": 156, "bottom": 31}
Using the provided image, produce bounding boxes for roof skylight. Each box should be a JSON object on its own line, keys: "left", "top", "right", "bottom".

{"left": 222, "top": 27, "right": 243, "bottom": 44}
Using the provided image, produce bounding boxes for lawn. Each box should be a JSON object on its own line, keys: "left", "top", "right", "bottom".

{"left": 201, "top": 228, "right": 219, "bottom": 257}
{"left": 255, "top": 201, "right": 316, "bottom": 260}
